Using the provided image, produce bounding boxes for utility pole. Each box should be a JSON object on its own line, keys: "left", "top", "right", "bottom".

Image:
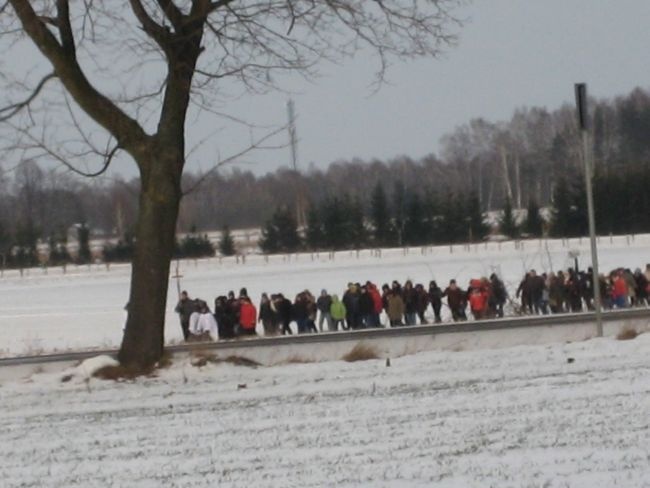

{"left": 287, "top": 99, "right": 306, "bottom": 228}
{"left": 287, "top": 99, "right": 298, "bottom": 172}
{"left": 575, "top": 83, "right": 603, "bottom": 337}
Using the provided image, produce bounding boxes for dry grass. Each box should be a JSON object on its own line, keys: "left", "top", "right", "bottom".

{"left": 186, "top": 332, "right": 213, "bottom": 343}
{"left": 93, "top": 363, "right": 155, "bottom": 380}
{"left": 283, "top": 355, "right": 314, "bottom": 364}
{"left": 342, "top": 343, "right": 380, "bottom": 362}
{"left": 224, "top": 355, "right": 260, "bottom": 367}
{"left": 93, "top": 352, "right": 174, "bottom": 380}
{"left": 189, "top": 350, "right": 260, "bottom": 368}
{"left": 617, "top": 327, "right": 639, "bottom": 341}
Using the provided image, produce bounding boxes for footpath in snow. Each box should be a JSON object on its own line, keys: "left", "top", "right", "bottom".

{"left": 1, "top": 334, "right": 650, "bottom": 487}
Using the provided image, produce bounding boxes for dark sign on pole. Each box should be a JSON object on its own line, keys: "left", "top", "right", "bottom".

{"left": 575, "top": 83, "right": 588, "bottom": 131}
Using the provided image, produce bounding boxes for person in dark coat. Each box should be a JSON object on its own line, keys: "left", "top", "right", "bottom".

{"left": 428, "top": 280, "right": 443, "bottom": 323}
{"left": 516, "top": 273, "right": 532, "bottom": 314}
{"left": 258, "top": 293, "right": 277, "bottom": 336}
{"left": 488, "top": 274, "right": 507, "bottom": 318}
{"left": 442, "top": 279, "right": 467, "bottom": 321}
{"left": 634, "top": 268, "right": 649, "bottom": 306}
{"left": 174, "top": 290, "right": 194, "bottom": 340}
{"left": 566, "top": 269, "right": 583, "bottom": 312}
{"left": 214, "top": 295, "right": 235, "bottom": 339}
{"left": 381, "top": 283, "right": 391, "bottom": 315}
{"left": 528, "top": 270, "right": 547, "bottom": 315}
{"left": 358, "top": 285, "right": 374, "bottom": 328}
{"left": 581, "top": 269, "right": 595, "bottom": 310}
{"left": 402, "top": 280, "right": 417, "bottom": 325}
{"left": 304, "top": 290, "right": 319, "bottom": 333}
{"left": 342, "top": 283, "right": 361, "bottom": 330}
{"left": 226, "top": 290, "right": 241, "bottom": 325}
{"left": 316, "top": 289, "right": 333, "bottom": 332}
{"left": 274, "top": 293, "right": 293, "bottom": 335}
{"left": 293, "top": 292, "right": 310, "bottom": 333}
{"left": 414, "top": 283, "right": 429, "bottom": 324}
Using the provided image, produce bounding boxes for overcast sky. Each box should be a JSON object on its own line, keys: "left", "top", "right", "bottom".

{"left": 15, "top": 1, "right": 650, "bottom": 180}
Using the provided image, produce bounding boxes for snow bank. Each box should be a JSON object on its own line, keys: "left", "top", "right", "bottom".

{"left": 2, "top": 335, "right": 650, "bottom": 486}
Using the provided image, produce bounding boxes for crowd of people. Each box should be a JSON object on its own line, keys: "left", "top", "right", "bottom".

{"left": 174, "top": 263, "right": 650, "bottom": 342}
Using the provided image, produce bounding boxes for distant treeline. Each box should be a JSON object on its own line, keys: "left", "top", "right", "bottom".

{"left": 0, "top": 86, "right": 649, "bottom": 261}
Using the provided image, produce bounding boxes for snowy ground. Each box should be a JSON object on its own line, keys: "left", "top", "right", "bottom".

{"left": 0, "top": 235, "right": 649, "bottom": 357}
{"left": 1, "top": 334, "right": 650, "bottom": 487}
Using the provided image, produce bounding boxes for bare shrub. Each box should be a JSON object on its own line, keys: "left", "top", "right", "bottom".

{"left": 224, "top": 356, "right": 260, "bottom": 368}
{"left": 617, "top": 327, "right": 639, "bottom": 341}
{"left": 284, "top": 355, "right": 314, "bottom": 364}
{"left": 342, "top": 344, "right": 380, "bottom": 362}
{"left": 189, "top": 351, "right": 260, "bottom": 368}
{"left": 93, "top": 364, "right": 154, "bottom": 380}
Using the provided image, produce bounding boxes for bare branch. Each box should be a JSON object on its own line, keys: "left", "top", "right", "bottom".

{"left": 9, "top": 0, "right": 151, "bottom": 159}
{"left": 182, "top": 124, "right": 287, "bottom": 196}
{"left": 128, "top": 0, "right": 172, "bottom": 50}
{"left": 0, "top": 72, "right": 56, "bottom": 122}
{"left": 5, "top": 119, "right": 121, "bottom": 178}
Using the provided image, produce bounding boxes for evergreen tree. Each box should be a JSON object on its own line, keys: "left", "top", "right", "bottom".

{"left": 275, "top": 207, "right": 301, "bottom": 252}
{"left": 177, "top": 231, "right": 215, "bottom": 258}
{"left": 304, "top": 204, "right": 324, "bottom": 250}
{"left": 259, "top": 218, "right": 280, "bottom": 254}
{"left": 423, "top": 189, "right": 442, "bottom": 244}
{"left": 392, "top": 180, "right": 407, "bottom": 246}
{"left": 369, "top": 182, "right": 392, "bottom": 246}
{"left": 345, "top": 196, "right": 367, "bottom": 249}
{"left": 499, "top": 197, "right": 519, "bottom": 239}
{"left": 550, "top": 177, "right": 572, "bottom": 238}
{"left": 321, "top": 197, "right": 347, "bottom": 250}
{"left": 14, "top": 219, "right": 39, "bottom": 268}
{"left": 551, "top": 176, "right": 589, "bottom": 238}
{"left": 104, "top": 231, "right": 135, "bottom": 263}
{"left": 439, "top": 192, "right": 463, "bottom": 243}
{"left": 48, "top": 232, "right": 71, "bottom": 266}
{"left": 466, "top": 192, "right": 488, "bottom": 242}
{"left": 0, "top": 221, "right": 12, "bottom": 268}
{"left": 523, "top": 198, "right": 543, "bottom": 237}
{"left": 259, "top": 206, "right": 301, "bottom": 253}
{"left": 77, "top": 223, "right": 91, "bottom": 264}
{"left": 218, "top": 225, "right": 236, "bottom": 256}
{"left": 404, "top": 193, "right": 427, "bottom": 245}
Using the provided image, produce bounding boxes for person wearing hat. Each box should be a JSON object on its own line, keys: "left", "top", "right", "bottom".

{"left": 174, "top": 290, "right": 194, "bottom": 341}
{"left": 316, "top": 289, "right": 333, "bottom": 332}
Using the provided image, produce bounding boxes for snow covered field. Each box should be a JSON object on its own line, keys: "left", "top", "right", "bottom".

{"left": 1, "top": 334, "right": 650, "bottom": 486}
{"left": 0, "top": 235, "right": 648, "bottom": 357}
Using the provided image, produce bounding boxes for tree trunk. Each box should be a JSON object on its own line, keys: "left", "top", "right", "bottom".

{"left": 514, "top": 154, "right": 522, "bottom": 209}
{"left": 118, "top": 158, "right": 181, "bottom": 368}
{"left": 500, "top": 146, "right": 513, "bottom": 203}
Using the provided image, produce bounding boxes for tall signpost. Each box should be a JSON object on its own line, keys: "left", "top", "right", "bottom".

{"left": 575, "top": 83, "right": 603, "bottom": 337}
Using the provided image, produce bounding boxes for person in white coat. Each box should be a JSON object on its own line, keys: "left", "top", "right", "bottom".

{"left": 188, "top": 300, "right": 219, "bottom": 341}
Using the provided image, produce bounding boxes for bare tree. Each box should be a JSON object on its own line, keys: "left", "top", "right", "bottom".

{"left": 2, "top": 0, "right": 462, "bottom": 368}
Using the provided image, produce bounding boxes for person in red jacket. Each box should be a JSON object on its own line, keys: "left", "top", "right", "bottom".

{"left": 611, "top": 270, "right": 628, "bottom": 309}
{"left": 468, "top": 282, "right": 487, "bottom": 320}
{"left": 366, "top": 281, "right": 383, "bottom": 327}
{"left": 238, "top": 296, "right": 257, "bottom": 336}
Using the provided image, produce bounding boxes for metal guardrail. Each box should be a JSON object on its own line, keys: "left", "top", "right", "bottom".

{"left": 1, "top": 308, "right": 649, "bottom": 368}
